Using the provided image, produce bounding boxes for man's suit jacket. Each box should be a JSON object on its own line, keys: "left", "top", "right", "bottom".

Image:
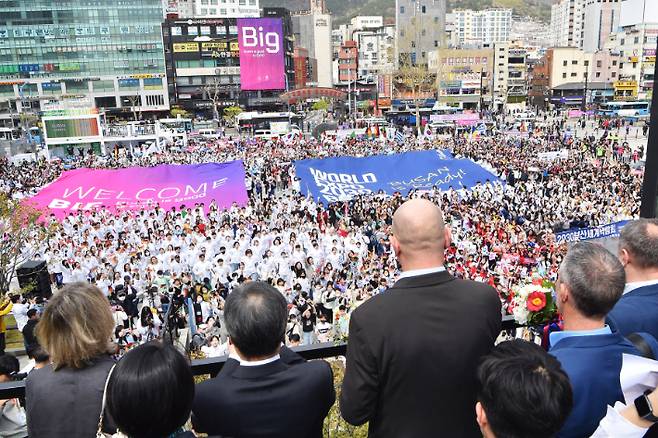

{"left": 192, "top": 347, "right": 335, "bottom": 438}
{"left": 607, "top": 283, "right": 658, "bottom": 339}
{"left": 549, "top": 331, "right": 646, "bottom": 438}
{"left": 340, "top": 270, "right": 502, "bottom": 438}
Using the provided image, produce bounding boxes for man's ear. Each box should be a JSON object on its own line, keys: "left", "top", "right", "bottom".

{"left": 619, "top": 248, "right": 630, "bottom": 268}
{"left": 475, "top": 401, "right": 489, "bottom": 432}
{"left": 390, "top": 234, "right": 401, "bottom": 257}
{"left": 444, "top": 226, "right": 452, "bottom": 249}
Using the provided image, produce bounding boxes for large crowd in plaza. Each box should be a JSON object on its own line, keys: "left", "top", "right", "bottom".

{"left": 1, "top": 112, "right": 658, "bottom": 438}
{"left": 0, "top": 114, "right": 645, "bottom": 350}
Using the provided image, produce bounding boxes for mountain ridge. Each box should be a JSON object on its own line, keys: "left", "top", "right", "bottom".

{"left": 260, "top": 0, "right": 552, "bottom": 25}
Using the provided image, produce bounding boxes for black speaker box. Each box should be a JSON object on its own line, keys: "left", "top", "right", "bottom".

{"left": 16, "top": 260, "right": 52, "bottom": 299}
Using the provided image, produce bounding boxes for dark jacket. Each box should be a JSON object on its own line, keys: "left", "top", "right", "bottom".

{"left": 192, "top": 346, "right": 334, "bottom": 438}
{"left": 549, "top": 331, "right": 658, "bottom": 438}
{"left": 26, "top": 355, "right": 116, "bottom": 438}
{"left": 22, "top": 319, "right": 38, "bottom": 352}
{"left": 340, "top": 270, "right": 502, "bottom": 438}
{"left": 607, "top": 283, "right": 658, "bottom": 339}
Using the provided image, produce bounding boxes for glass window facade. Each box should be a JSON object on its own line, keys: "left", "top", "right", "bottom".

{"left": 0, "top": 0, "right": 166, "bottom": 80}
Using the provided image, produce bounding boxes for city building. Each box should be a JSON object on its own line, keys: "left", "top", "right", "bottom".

{"left": 529, "top": 47, "right": 608, "bottom": 108}
{"left": 430, "top": 48, "right": 493, "bottom": 110}
{"left": 162, "top": 17, "right": 241, "bottom": 116}
{"left": 351, "top": 18, "right": 396, "bottom": 80}
{"left": 551, "top": 0, "right": 586, "bottom": 48}
{"left": 0, "top": 0, "right": 169, "bottom": 127}
{"left": 396, "top": 0, "right": 447, "bottom": 66}
{"left": 293, "top": 47, "right": 317, "bottom": 88}
{"left": 162, "top": 10, "right": 294, "bottom": 115}
{"left": 444, "top": 13, "right": 459, "bottom": 48}
{"left": 489, "top": 43, "right": 528, "bottom": 109}
{"left": 604, "top": 0, "right": 658, "bottom": 99}
{"left": 292, "top": 0, "right": 332, "bottom": 87}
{"left": 193, "top": 0, "right": 259, "bottom": 18}
{"left": 338, "top": 40, "right": 358, "bottom": 83}
{"left": 453, "top": 8, "right": 512, "bottom": 48}
{"left": 164, "top": 0, "right": 195, "bottom": 18}
{"left": 509, "top": 17, "right": 553, "bottom": 50}
{"left": 583, "top": 0, "right": 621, "bottom": 53}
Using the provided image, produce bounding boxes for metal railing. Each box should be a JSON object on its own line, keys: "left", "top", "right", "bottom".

{"left": 0, "top": 317, "right": 519, "bottom": 400}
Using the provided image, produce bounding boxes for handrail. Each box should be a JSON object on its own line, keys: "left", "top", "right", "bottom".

{"left": 0, "top": 316, "right": 520, "bottom": 399}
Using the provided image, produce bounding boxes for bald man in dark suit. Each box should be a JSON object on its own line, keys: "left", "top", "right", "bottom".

{"left": 340, "top": 199, "right": 502, "bottom": 438}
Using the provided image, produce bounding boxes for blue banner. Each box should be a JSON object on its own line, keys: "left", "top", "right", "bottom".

{"left": 295, "top": 151, "right": 500, "bottom": 203}
{"left": 555, "top": 221, "right": 629, "bottom": 244}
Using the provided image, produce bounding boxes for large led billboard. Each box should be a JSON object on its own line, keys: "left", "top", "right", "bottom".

{"left": 44, "top": 117, "right": 100, "bottom": 139}
{"left": 237, "top": 18, "right": 285, "bottom": 91}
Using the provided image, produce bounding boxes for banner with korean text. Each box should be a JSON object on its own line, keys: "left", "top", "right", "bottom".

{"left": 555, "top": 221, "right": 629, "bottom": 244}
{"left": 237, "top": 18, "right": 285, "bottom": 90}
{"left": 295, "top": 151, "right": 500, "bottom": 203}
{"left": 30, "top": 162, "right": 248, "bottom": 219}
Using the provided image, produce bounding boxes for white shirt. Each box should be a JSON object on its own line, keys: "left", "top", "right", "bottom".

{"left": 398, "top": 266, "right": 446, "bottom": 280}
{"left": 590, "top": 402, "right": 649, "bottom": 438}
{"left": 623, "top": 279, "right": 658, "bottom": 295}
{"left": 228, "top": 353, "right": 281, "bottom": 367}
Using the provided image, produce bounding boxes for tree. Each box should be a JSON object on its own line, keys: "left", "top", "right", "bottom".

{"left": 223, "top": 106, "right": 243, "bottom": 127}
{"left": 126, "top": 95, "right": 142, "bottom": 121}
{"left": 312, "top": 99, "right": 330, "bottom": 112}
{"left": 394, "top": 10, "right": 438, "bottom": 135}
{"left": 0, "top": 193, "right": 50, "bottom": 297}
{"left": 202, "top": 77, "right": 225, "bottom": 121}
{"left": 393, "top": 60, "right": 436, "bottom": 135}
{"left": 170, "top": 106, "right": 191, "bottom": 119}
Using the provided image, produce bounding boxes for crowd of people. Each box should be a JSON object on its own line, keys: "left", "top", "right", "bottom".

{"left": 0, "top": 112, "right": 644, "bottom": 356}
{"left": 0, "top": 109, "right": 655, "bottom": 437}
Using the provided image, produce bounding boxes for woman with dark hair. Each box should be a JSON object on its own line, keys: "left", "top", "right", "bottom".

{"left": 105, "top": 342, "right": 195, "bottom": 438}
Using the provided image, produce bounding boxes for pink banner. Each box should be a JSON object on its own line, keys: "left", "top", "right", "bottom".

{"left": 238, "top": 18, "right": 285, "bottom": 91}
{"left": 430, "top": 113, "right": 481, "bottom": 123}
{"left": 30, "top": 162, "right": 248, "bottom": 219}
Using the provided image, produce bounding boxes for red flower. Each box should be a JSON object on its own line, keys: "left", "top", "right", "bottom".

{"left": 527, "top": 291, "right": 547, "bottom": 312}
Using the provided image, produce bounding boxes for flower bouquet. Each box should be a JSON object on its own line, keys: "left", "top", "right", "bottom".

{"left": 510, "top": 278, "right": 558, "bottom": 326}
{"left": 509, "top": 277, "right": 560, "bottom": 347}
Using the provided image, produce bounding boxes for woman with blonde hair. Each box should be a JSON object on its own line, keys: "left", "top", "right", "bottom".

{"left": 26, "top": 282, "right": 116, "bottom": 438}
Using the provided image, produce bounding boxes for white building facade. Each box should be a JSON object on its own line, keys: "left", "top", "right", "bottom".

{"left": 582, "top": 0, "right": 621, "bottom": 53}
{"left": 551, "top": 0, "right": 586, "bottom": 48}
{"left": 193, "top": 0, "right": 259, "bottom": 18}
{"left": 453, "top": 8, "right": 512, "bottom": 48}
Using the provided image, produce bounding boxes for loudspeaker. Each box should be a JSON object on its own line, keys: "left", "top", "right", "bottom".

{"left": 16, "top": 260, "right": 52, "bottom": 299}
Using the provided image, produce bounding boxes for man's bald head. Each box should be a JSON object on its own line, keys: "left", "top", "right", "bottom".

{"left": 392, "top": 199, "right": 446, "bottom": 257}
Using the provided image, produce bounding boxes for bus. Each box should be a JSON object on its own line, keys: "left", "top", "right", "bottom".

{"left": 236, "top": 112, "right": 303, "bottom": 134}
{"left": 598, "top": 101, "right": 650, "bottom": 117}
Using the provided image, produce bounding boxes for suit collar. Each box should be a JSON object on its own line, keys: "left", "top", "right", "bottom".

{"left": 228, "top": 358, "right": 288, "bottom": 379}
{"left": 622, "top": 282, "right": 658, "bottom": 297}
{"left": 549, "top": 330, "right": 630, "bottom": 351}
{"left": 391, "top": 270, "right": 454, "bottom": 289}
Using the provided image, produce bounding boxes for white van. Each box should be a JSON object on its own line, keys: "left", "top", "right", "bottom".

{"left": 198, "top": 129, "right": 221, "bottom": 139}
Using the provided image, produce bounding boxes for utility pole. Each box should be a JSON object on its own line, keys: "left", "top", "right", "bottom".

{"left": 582, "top": 69, "right": 589, "bottom": 112}
{"left": 639, "top": 36, "right": 658, "bottom": 217}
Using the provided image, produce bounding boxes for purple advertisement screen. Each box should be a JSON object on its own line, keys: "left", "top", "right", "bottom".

{"left": 238, "top": 18, "right": 285, "bottom": 91}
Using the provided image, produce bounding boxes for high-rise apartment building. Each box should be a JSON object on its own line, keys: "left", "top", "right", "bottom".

{"left": 551, "top": 0, "right": 586, "bottom": 47}
{"left": 396, "top": 0, "right": 446, "bottom": 65}
{"left": 193, "top": 0, "right": 259, "bottom": 18}
{"left": 583, "top": 0, "right": 621, "bottom": 53}
{"left": 453, "top": 8, "right": 512, "bottom": 48}
{"left": 0, "top": 0, "right": 168, "bottom": 125}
